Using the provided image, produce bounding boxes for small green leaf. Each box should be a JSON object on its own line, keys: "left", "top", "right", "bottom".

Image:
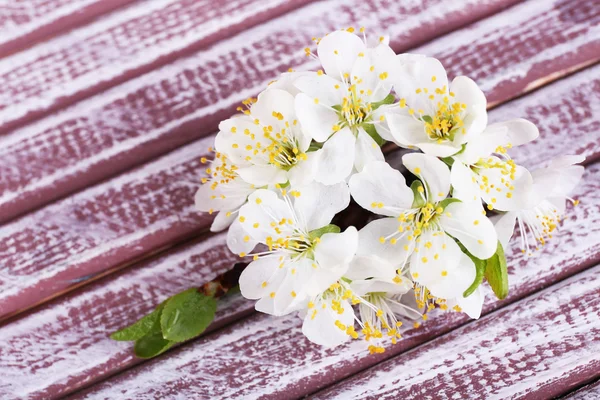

{"left": 309, "top": 224, "right": 341, "bottom": 240}
{"left": 160, "top": 289, "right": 217, "bottom": 342}
{"left": 421, "top": 115, "right": 433, "bottom": 124}
{"left": 363, "top": 123, "right": 386, "bottom": 146}
{"left": 440, "top": 156, "right": 455, "bottom": 167}
{"left": 134, "top": 331, "right": 175, "bottom": 359}
{"left": 463, "top": 256, "right": 486, "bottom": 298}
{"left": 110, "top": 304, "right": 164, "bottom": 341}
{"left": 410, "top": 180, "right": 426, "bottom": 208}
{"left": 331, "top": 104, "right": 342, "bottom": 112}
{"left": 485, "top": 241, "right": 509, "bottom": 300}
{"left": 307, "top": 141, "right": 323, "bottom": 152}
{"left": 438, "top": 198, "right": 461, "bottom": 210}
{"left": 371, "top": 94, "right": 396, "bottom": 109}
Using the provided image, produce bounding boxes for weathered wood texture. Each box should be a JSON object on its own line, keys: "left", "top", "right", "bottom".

{"left": 71, "top": 162, "right": 600, "bottom": 399}
{"left": 0, "top": 0, "right": 311, "bottom": 134}
{"left": 2, "top": 56, "right": 598, "bottom": 325}
{"left": 1, "top": 0, "right": 548, "bottom": 224}
{"left": 0, "top": 0, "right": 138, "bottom": 57}
{"left": 564, "top": 380, "right": 600, "bottom": 399}
{"left": 313, "top": 266, "right": 600, "bottom": 400}
{"left": 0, "top": 137, "right": 214, "bottom": 321}
{"left": 0, "top": 233, "right": 250, "bottom": 400}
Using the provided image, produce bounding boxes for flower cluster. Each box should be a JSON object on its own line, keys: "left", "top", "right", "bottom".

{"left": 195, "top": 29, "right": 584, "bottom": 351}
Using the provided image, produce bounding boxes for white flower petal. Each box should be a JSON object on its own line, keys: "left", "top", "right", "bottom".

{"left": 215, "top": 116, "right": 261, "bottom": 165}
{"left": 416, "top": 141, "right": 462, "bottom": 158}
{"left": 345, "top": 255, "right": 397, "bottom": 281}
{"left": 409, "top": 230, "right": 462, "bottom": 287}
{"left": 238, "top": 190, "right": 294, "bottom": 242}
{"left": 439, "top": 201, "right": 498, "bottom": 260}
{"left": 251, "top": 89, "right": 296, "bottom": 129}
{"left": 237, "top": 164, "right": 287, "bottom": 187}
{"left": 269, "top": 71, "right": 313, "bottom": 96}
{"left": 239, "top": 256, "right": 285, "bottom": 300}
{"left": 295, "top": 93, "right": 340, "bottom": 142}
{"left": 450, "top": 76, "right": 487, "bottom": 143}
{"left": 211, "top": 210, "right": 236, "bottom": 232}
{"left": 480, "top": 163, "right": 533, "bottom": 211}
{"left": 386, "top": 112, "right": 427, "bottom": 148}
{"left": 354, "top": 128, "right": 384, "bottom": 172}
{"left": 351, "top": 43, "right": 397, "bottom": 102}
{"left": 393, "top": 55, "right": 448, "bottom": 112}
{"left": 457, "top": 286, "right": 484, "bottom": 319}
{"left": 287, "top": 151, "right": 318, "bottom": 188}
{"left": 314, "top": 227, "right": 358, "bottom": 269}
{"left": 426, "top": 251, "right": 476, "bottom": 299}
{"left": 293, "top": 182, "right": 350, "bottom": 231}
{"left": 294, "top": 73, "right": 346, "bottom": 106}
{"left": 451, "top": 160, "right": 480, "bottom": 202}
{"left": 349, "top": 160, "right": 413, "bottom": 216}
{"left": 226, "top": 219, "right": 257, "bottom": 255}
{"left": 356, "top": 217, "right": 414, "bottom": 263}
{"left": 493, "top": 212, "right": 517, "bottom": 249}
{"left": 302, "top": 297, "right": 354, "bottom": 347}
{"left": 194, "top": 180, "right": 249, "bottom": 213}
{"left": 402, "top": 153, "right": 451, "bottom": 203}
{"left": 317, "top": 30, "right": 366, "bottom": 79}
{"left": 314, "top": 127, "right": 356, "bottom": 185}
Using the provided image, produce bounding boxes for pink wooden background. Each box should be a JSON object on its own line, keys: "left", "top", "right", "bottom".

{"left": 0, "top": 0, "right": 598, "bottom": 398}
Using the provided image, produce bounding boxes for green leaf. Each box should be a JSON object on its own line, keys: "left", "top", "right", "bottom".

{"left": 371, "top": 93, "right": 396, "bottom": 109}
{"left": 307, "top": 141, "right": 323, "bottom": 152}
{"left": 485, "top": 241, "right": 509, "bottom": 300}
{"left": 438, "top": 198, "right": 461, "bottom": 210}
{"left": 309, "top": 224, "right": 341, "bottom": 240}
{"left": 421, "top": 115, "right": 433, "bottom": 124}
{"left": 440, "top": 156, "right": 455, "bottom": 167}
{"left": 160, "top": 289, "right": 217, "bottom": 342}
{"left": 363, "top": 123, "right": 386, "bottom": 147}
{"left": 110, "top": 304, "right": 164, "bottom": 341}
{"left": 463, "top": 256, "right": 486, "bottom": 298}
{"left": 331, "top": 104, "right": 342, "bottom": 112}
{"left": 410, "top": 180, "right": 426, "bottom": 208}
{"left": 134, "top": 331, "right": 175, "bottom": 359}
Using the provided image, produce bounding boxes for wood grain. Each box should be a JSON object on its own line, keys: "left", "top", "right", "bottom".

{"left": 0, "top": 0, "right": 138, "bottom": 57}
{"left": 564, "top": 380, "right": 600, "bottom": 399}
{"left": 0, "top": 0, "right": 310, "bottom": 134}
{"left": 2, "top": 57, "right": 598, "bottom": 325}
{"left": 0, "top": 233, "right": 250, "bottom": 400}
{"left": 71, "top": 163, "right": 600, "bottom": 399}
{"left": 0, "top": 0, "right": 526, "bottom": 223}
{"left": 313, "top": 265, "right": 600, "bottom": 400}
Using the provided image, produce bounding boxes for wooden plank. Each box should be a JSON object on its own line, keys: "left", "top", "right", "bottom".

{"left": 69, "top": 162, "right": 600, "bottom": 399}
{"left": 0, "top": 0, "right": 529, "bottom": 224}
{"left": 0, "top": 233, "right": 249, "bottom": 400}
{"left": 564, "top": 380, "right": 600, "bottom": 399}
{"left": 0, "top": 0, "right": 311, "bottom": 134}
{"left": 0, "top": 0, "right": 138, "bottom": 57}
{"left": 312, "top": 266, "right": 600, "bottom": 400}
{"left": 2, "top": 58, "right": 598, "bottom": 325}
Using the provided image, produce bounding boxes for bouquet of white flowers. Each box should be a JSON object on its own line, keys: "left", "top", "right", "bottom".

{"left": 112, "top": 28, "right": 584, "bottom": 357}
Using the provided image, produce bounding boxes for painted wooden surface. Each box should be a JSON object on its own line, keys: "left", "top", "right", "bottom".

{"left": 565, "top": 380, "right": 600, "bottom": 399}
{"left": 1, "top": 0, "right": 547, "bottom": 224}
{"left": 72, "top": 163, "right": 600, "bottom": 399}
{"left": 3, "top": 65, "right": 600, "bottom": 396}
{"left": 0, "top": 234, "right": 251, "bottom": 399}
{"left": 0, "top": 0, "right": 310, "bottom": 134}
{"left": 1, "top": 0, "right": 598, "bottom": 398}
{"left": 2, "top": 56, "right": 598, "bottom": 324}
{"left": 313, "top": 265, "right": 600, "bottom": 400}
{"left": 0, "top": 0, "right": 138, "bottom": 57}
